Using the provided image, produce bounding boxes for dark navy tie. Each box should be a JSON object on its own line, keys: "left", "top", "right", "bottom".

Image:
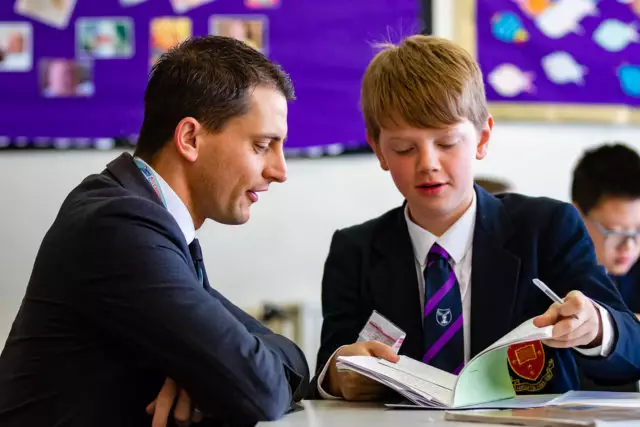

{"left": 422, "top": 243, "right": 465, "bottom": 374}
{"left": 188, "top": 238, "right": 206, "bottom": 287}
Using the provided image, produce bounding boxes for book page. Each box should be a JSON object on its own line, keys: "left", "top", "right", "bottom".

{"left": 480, "top": 318, "right": 553, "bottom": 358}
{"left": 550, "top": 391, "right": 640, "bottom": 408}
{"left": 446, "top": 405, "right": 640, "bottom": 426}
{"left": 451, "top": 319, "right": 552, "bottom": 408}
{"left": 336, "top": 355, "right": 453, "bottom": 406}
{"left": 452, "top": 347, "right": 516, "bottom": 408}
{"left": 379, "top": 355, "right": 457, "bottom": 390}
{"left": 388, "top": 394, "right": 560, "bottom": 410}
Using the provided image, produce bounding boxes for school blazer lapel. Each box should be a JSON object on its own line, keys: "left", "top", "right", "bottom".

{"left": 470, "top": 186, "right": 522, "bottom": 358}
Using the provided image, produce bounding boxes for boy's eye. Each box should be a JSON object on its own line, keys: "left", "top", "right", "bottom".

{"left": 438, "top": 139, "right": 458, "bottom": 149}
{"left": 395, "top": 147, "right": 414, "bottom": 154}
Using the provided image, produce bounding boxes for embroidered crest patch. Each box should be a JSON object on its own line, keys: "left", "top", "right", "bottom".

{"left": 508, "top": 341, "right": 554, "bottom": 393}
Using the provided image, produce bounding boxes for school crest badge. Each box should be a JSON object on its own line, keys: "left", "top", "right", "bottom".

{"left": 508, "top": 340, "right": 555, "bottom": 393}
{"left": 435, "top": 308, "right": 452, "bottom": 326}
{"left": 508, "top": 340, "right": 545, "bottom": 380}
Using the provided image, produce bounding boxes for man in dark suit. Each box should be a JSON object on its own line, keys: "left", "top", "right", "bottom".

{"left": 0, "top": 36, "right": 309, "bottom": 426}
{"left": 311, "top": 35, "right": 640, "bottom": 400}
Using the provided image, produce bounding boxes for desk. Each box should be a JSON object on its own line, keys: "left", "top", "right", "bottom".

{"left": 258, "top": 400, "right": 504, "bottom": 426}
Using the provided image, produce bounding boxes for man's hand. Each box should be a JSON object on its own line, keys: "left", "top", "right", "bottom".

{"left": 324, "top": 341, "right": 399, "bottom": 401}
{"left": 146, "top": 377, "right": 204, "bottom": 427}
{"left": 533, "top": 290, "right": 603, "bottom": 349}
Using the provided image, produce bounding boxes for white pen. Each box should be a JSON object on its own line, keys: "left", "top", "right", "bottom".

{"left": 532, "top": 278, "right": 579, "bottom": 319}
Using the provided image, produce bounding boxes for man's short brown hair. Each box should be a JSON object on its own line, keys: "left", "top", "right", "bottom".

{"left": 361, "top": 35, "right": 489, "bottom": 142}
{"left": 135, "top": 35, "right": 294, "bottom": 161}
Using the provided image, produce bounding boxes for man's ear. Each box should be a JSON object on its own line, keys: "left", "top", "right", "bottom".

{"left": 173, "top": 117, "right": 201, "bottom": 163}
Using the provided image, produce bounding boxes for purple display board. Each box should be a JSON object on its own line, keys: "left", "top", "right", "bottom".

{"left": 475, "top": 0, "right": 640, "bottom": 109}
{"left": 0, "top": 0, "right": 420, "bottom": 151}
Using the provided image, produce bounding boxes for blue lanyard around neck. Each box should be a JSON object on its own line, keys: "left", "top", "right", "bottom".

{"left": 133, "top": 158, "right": 203, "bottom": 285}
{"left": 133, "top": 158, "right": 168, "bottom": 207}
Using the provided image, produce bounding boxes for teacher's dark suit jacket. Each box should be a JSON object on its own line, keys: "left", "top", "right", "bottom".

{"left": 312, "top": 186, "right": 640, "bottom": 396}
{"left": 0, "top": 153, "right": 309, "bottom": 426}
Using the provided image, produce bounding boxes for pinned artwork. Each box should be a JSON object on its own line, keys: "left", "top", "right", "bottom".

{"left": 512, "top": 0, "right": 550, "bottom": 18}
{"left": 592, "top": 20, "right": 638, "bottom": 52}
{"left": 541, "top": 51, "right": 587, "bottom": 85}
{"left": 15, "top": 0, "right": 77, "bottom": 30}
{"left": 488, "top": 64, "right": 535, "bottom": 97}
{"left": 170, "top": 0, "right": 218, "bottom": 14}
{"left": 619, "top": 0, "right": 640, "bottom": 17}
{"left": 119, "top": 0, "right": 149, "bottom": 6}
{"left": 491, "top": 12, "right": 529, "bottom": 43}
{"left": 0, "top": 22, "right": 32, "bottom": 72}
{"left": 39, "top": 58, "right": 94, "bottom": 98}
{"left": 532, "top": 0, "right": 599, "bottom": 39}
{"left": 76, "top": 18, "right": 135, "bottom": 59}
{"left": 245, "top": 0, "right": 280, "bottom": 9}
{"left": 618, "top": 64, "right": 640, "bottom": 97}
{"left": 209, "top": 15, "right": 268, "bottom": 54}
{"left": 150, "top": 17, "right": 192, "bottom": 67}
{"left": 455, "top": 0, "right": 640, "bottom": 123}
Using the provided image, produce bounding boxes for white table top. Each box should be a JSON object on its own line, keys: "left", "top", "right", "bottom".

{"left": 258, "top": 400, "right": 505, "bottom": 426}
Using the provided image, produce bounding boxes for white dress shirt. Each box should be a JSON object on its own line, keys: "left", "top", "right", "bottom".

{"left": 317, "top": 194, "right": 614, "bottom": 398}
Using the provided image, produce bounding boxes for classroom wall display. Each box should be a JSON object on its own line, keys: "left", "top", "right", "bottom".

{"left": 0, "top": 0, "right": 420, "bottom": 153}
{"left": 455, "top": 0, "right": 640, "bottom": 124}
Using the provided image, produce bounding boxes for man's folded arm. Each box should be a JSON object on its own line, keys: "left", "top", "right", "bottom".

{"left": 72, "top": 208, "right": 306, "bottom": 423}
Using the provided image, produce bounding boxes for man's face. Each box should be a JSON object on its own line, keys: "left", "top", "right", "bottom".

{"left": 190, "top": 85, "right": 289, "bottom": 225}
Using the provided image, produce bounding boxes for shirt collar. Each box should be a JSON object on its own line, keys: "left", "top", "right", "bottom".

{"left": 134, "top": 157, "right": 196, "bottom": 245}
{"left": 404, "top": 193, "right": 477, "bottom": 268}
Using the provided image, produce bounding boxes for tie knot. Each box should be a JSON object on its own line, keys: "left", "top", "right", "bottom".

{"left": 427, "top": 243, "right": 450, "bottom": 263}
{"left": 189, "top": 238, "right": 203, "bottom": 262}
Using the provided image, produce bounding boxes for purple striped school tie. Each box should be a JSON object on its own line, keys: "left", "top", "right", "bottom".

{"left": 422, "top": 243, "right": 464, "bottom": 374}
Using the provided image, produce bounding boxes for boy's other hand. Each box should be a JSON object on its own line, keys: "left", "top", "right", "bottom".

{"left": 325, "top": 341, "right": 399, "bottom": 401}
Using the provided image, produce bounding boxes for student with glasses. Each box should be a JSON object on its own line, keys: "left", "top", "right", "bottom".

{"left": 572, "top": 143, "right": 640, "bottom": 318}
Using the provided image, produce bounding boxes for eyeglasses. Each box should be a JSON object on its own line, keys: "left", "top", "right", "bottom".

{"left": 589, "top": 218, "right": 640, "bottom": 248}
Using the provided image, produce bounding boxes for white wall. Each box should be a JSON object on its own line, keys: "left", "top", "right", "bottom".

{"left": 2, "top": 1, "right": 640, "bottom": 364}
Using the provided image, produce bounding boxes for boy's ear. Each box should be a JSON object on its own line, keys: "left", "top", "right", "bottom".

{"left": 367, "top": 134, "right": 389, "bottom": 171}
{"left": 475, "top": 115, "right": 494, "bottom": 160}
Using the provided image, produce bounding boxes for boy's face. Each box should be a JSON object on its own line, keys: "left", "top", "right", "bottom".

{"left": 370, "top": 118, "right": 492, "bottom": 231}
{"left": 582, "top": 197, "right": 640, "bottom": 276}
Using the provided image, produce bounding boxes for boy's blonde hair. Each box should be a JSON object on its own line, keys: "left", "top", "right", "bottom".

{"left": 361, "top": 35, "right": 489, "bottom": 142}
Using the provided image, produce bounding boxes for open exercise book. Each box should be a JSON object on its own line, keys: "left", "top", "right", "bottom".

{"left": 336, "top": 318, "right": 557, "bottom": 409}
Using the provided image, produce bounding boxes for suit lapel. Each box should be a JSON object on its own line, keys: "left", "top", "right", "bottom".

{"left": 369, "top": 206, "right": 424, "bottom": 359}
{"left": 470, "top": 186, "right": 521, "bottom": 358}
{"left": 105, "top": 153, "right": 195, "bottom": 278}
